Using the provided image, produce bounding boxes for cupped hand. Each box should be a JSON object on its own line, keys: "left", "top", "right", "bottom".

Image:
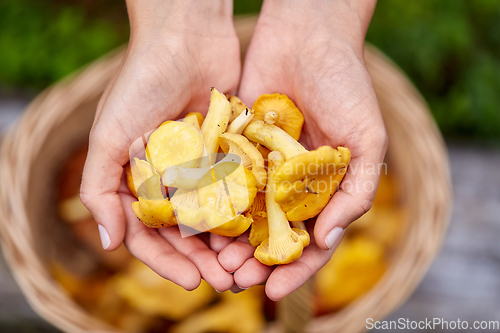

{"left": 218, "top": 0, "right": 388, "bottom": 299}
{"left": 80, "top": 0, "right": 239, "bottom": 292}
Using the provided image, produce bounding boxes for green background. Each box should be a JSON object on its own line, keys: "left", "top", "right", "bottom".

{"left": 1, "top": 0, "right": 499, "bottom": 139}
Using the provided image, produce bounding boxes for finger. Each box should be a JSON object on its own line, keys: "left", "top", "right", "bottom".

{"left": 217, "top": 232, "right": 255, "bottom": 273}
{"left": 159, "top": 228, "right": 234, "bottom": 292}
{"left": 233, "top": 258, "right": 274, "bottom": 289}
{"left": 265, "top": 229, "right": 345, "bottom": 301}
{"left": 80, "top": 124, "right": 130, "bottom": 251}
{"left": 210, "top": 233, "right": 235, "bottom": 253}
{"left": 120, "top": 193, "right": 201, "bottom": 290}
{"left": 315, "top": 130, "right": 388, "bottom": 250}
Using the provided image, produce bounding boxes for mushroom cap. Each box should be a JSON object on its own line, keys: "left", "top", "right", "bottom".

{"left": 285, "top": 171, "right": 346, "bottom": 222}
{"left": 247, "top": 192, "right": 268, "bottom": 247}
{"left": 125, "top": 163, "right": 138, "bottom": 198}
{"left": 169, "top": 285, "right": 265, "bottom": 333}
{"left": 184, "top": 111, "right": 204, "bottom": 128}
{"left": 113, "top": 260, "right": 215, "bottom": 320}
{"left": 254, "top": 229, "right": 306, "bottom": 265}
{"left": 132, "top": 197, "right": 176, "bottom": 228}
{"left": 146, "top": 121, "right": 205, "bottom": 173}
{"left": 128, "top": 158, "right": 164, "bottom": 199}
{"left": 273, "top": 146, "right": 351, "bottom": 220}
{"left": 252, "top": 93, "right": 304, "bottom": 141}
{"left": 172, "top": 162, "right": 256, "bottom": 237}
{"left": 175, "top": 205, "right": 253, "bottom": 237}
{"left": 219, "top": 133, "right": 267, "bottom": 190}
{"left": 248, "top": 214, "right": 268, "bottom": 247}
{"left": 226, "top": 94, "right": 248, "bottom": 123}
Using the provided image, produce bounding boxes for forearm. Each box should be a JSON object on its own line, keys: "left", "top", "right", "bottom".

{"left": 126, "top": 0, "right": 234, "bottom": 46}
{"left": 260, "top": 0, "right": 376, "bottom": 53}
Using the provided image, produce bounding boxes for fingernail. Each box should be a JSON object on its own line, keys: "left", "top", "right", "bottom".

{"left": 214, "top": 289, "right": 223, "bottom": 293}
{"left": 325, "top": 227, "right": 343, "bottom": 249}
{"left": 230, "top": 284, "right": 245, "bottom": 294}
{"left": 98, "top": 224, "right": 111, "bottom": 249}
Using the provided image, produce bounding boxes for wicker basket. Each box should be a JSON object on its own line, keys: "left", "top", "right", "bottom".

{"left": 0, "top": 16, "right": 451, "bottom": 333}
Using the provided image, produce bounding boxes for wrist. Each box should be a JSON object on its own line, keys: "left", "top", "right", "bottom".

{"left": 127, "top": 0, "right": 234, "bottom": 46}
{"left": 260, "top": 0, "right": 376, "bottom": 55}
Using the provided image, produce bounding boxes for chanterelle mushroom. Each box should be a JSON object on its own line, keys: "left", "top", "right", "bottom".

{"left": 244, "top": 119, "right": 351, "bottom": 221}
{"left": 227, "top": 108, "right": 254, "bottom": 134}
{"left": 226, "top": 94, "right": 248, "bottom": 123}
{"left": 254, "top": 151, "right": 310, "bottom": 266}
{"left": 168, "top": 88, "right": 256, "bottom": 237}
{"left": 128, "top": 158, "right": 176, "bottom": 228}
{"left": 252, "top": 93, "right": 304, "bottom": 141}
{"left": 146, "top": 120, "right": 205, "bottom": 173}
{"left": 219, "top": 132, "right": 267, "bottom": 190}
{"left": 170, "top": 288, "right": 265, "bottom": 333}
{"left": 274, "top": 146, "right": 351, "bottom": 221}
{"left": 247, "top": 192, "right": 269, "bottom": 247}
{"left": 183, "top": 111, "right": 204, "bottom": 128}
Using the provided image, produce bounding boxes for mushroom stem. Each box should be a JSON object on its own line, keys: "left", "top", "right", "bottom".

{"left": 243, "top": 119, "right": 307, "bottom": 160}
{"left": 227, "top": 108, "right": 254, "bottom": 134}
{"left": 254, "top": 151, "right": 309, "bottom": 265}
{"left": 264, "top": 111, "right": 279, "bottom": 125}
{"left": 266, "top": 153, "right": 293, "bottom": 245}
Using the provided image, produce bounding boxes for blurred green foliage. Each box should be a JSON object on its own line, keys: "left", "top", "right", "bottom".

{"left": 0, "top": 0, "right": 498, "bottom": 139}
{"left": 0, "top": 0, "right": 127, "bottom": 90}
{"left": 366, "top": 0, "right": 500, "bottom": 139}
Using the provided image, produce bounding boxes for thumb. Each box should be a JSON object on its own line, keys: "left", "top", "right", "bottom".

{"left": 315, "top": 144, "right": 388, "bottom": 250}
{"left": 80, "top": 123, "right": 129, "bottom": 251}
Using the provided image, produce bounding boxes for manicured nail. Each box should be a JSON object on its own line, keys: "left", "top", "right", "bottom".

{"left": 230, "top": 284, "right": 245, "bottom": 294}
{"left": 98, "top": 224, "right": 111, "bottom": 250}
{"left": 214, "top": 289, "right": 223, "bottom": 293}
{"left": 325, "top": 227, "right": 343, "bottom": 249}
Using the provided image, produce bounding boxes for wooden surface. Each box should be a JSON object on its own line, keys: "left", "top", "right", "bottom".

{"left": 1, "top": 103, "right": 499, "bottom": 332}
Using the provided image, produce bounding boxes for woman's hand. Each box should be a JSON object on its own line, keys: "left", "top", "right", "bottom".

{"left": 217, "top": 0, "right": 388, "bottom": 299}
{"left": 80, "top": 0, "right": 240, "bottom": 292}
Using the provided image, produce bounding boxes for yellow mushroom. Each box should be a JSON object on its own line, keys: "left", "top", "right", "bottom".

{"left": 112, "top": 260, "right": 216, "bottom": 320}
{"left": 219, "top": 132, "right": 267, "bottom": 190}
{"left": 128, "top": 158, "right": 176, "bottom": 228}
{"left": 274, "top": 146, "right": 350, "bottom": 221}
{"left": 244, "top": 119, "right": 351, "bottom": 221}
{"left": 170, "top": 288, "right": 265, "bottom": 333}
{"left": 227, "top": 108, "right": 254, "bottom": 134}
{"left": 252, "top": 93, "right": 304, "bottom": 141}
{"left": 200, "top": 87, "right": 232, "bottom": 167}
{"left": 167, "top": 89, "right": 255, "bottom": 237}
{"left": 254, "top": 152, "right": 310, "bottom": 266}
{"left": 196, "top": 162, "right": 256, "bottom": 236}
{"left": 146, "top": 121, "right": 205, "bottom": 173}
{"left": 247, "top": 192, "right": 269, "bottom": 247}
{"left": 226, "top": 94, "right": 248, "bottom": 123}
{"left": 183, "top": 111, "right": 204, "bottom": 128}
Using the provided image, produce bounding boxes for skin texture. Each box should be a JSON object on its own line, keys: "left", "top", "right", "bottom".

{"left": 81, "top": 0, "right": 387, "bottom": 299}
{"left": 80, "top": 0, "right": 239, "bottom": 292}
{"left": 217, "top": 0, "right": 388, "bottom": 300}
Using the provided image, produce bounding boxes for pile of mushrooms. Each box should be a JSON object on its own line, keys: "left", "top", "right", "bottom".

{"left": 127, "top": 88, "right": 350, "bottom": 265}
